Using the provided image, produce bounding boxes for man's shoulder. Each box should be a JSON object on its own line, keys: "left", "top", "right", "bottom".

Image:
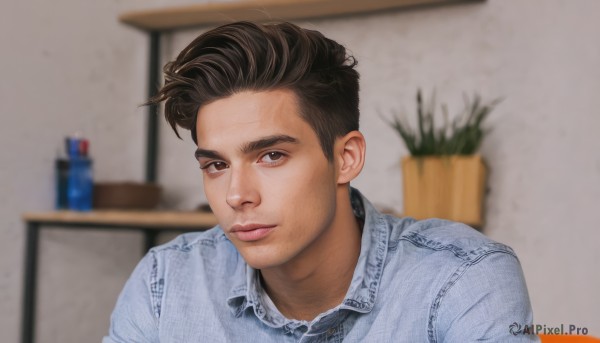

{"left": 147, "top": 226, "right": 240, "bottom": 268}
{"left": 386, "top": 215, "right": 516, "bottom": 261}
{"left": 150, "top": 225, "right": 228, "bottom": 253}
{"left": 140, "top": 226, "right": 244, "bottom": 295}
{"left": 355, "top": 188, "right": 515, "bottom": 262}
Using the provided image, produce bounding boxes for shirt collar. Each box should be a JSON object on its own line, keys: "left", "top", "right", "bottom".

{"left": 226, "top": 187, "right": 389, "bottom": 323}
{"left": 340, "top": 187, "right": 389, "bottom": 313}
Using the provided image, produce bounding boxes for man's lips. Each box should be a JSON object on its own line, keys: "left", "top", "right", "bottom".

{"left": 230, "top": 223, "right": 275, "bottom": 232}
{"left": 229, "top": 223, "right": 276, "bottom": 242}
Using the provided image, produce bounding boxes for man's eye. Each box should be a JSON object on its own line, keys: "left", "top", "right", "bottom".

{"left": 200, "top": 161, "right": 228, "bottom": 174}
{"left": 259, "top": 152, "right": 285, "bottom": 164}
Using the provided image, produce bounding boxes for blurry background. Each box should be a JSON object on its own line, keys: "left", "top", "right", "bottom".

{"left": 1, "top": 0, "right": 599, "bottom": 342}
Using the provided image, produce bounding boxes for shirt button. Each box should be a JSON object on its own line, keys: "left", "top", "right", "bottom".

{"left": 327, "top": 328, "right": 336, "bottom": 336}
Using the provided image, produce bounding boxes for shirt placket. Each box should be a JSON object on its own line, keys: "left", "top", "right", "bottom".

{"left": 299, "top": 310, "right": 347, "bottom": 343}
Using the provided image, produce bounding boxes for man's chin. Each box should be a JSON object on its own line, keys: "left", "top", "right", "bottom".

{"left": 242, "top": 256, "right": 280, "bottom": 270}
{"left": 239, "top": 249, "right": 288, "bottom": 270}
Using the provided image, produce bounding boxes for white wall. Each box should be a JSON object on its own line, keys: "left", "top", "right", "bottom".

{"left": 0, "top": 0, "right": 154, "bottom": 342}
{"left": 1, "top": 0, "right": 598, "bottom": 342}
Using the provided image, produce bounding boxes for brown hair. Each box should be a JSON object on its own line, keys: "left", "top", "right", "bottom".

{"left": 150, "top": 21, "right": 360, "bottom": 161}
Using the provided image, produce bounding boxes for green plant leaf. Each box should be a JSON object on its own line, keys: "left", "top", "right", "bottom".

{"left": 382, "top": 90, "right": 501, "bottom": 156}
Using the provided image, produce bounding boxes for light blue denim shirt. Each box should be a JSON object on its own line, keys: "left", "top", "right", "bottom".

{"left": 104, "top": 189, "right": 537, "bottom": 342}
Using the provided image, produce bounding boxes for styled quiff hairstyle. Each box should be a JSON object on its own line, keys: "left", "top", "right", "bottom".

{"left": 151, "top": 21, "right": 360, "bottom": 161}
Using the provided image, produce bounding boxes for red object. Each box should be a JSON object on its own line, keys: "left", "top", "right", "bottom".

{"left": 79, "top": 139, "right": 89, "bottom": 157}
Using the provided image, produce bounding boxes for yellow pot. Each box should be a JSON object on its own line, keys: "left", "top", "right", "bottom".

{"left": 401, "top": 155, "right": 487, "bottom": 228}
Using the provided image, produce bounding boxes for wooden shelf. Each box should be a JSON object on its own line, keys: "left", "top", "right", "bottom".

{"left": 119, "top": 0, "right": 473, "bottom": 31}
{"left": 23, "top": 210, "right": 218, "bottom": 230}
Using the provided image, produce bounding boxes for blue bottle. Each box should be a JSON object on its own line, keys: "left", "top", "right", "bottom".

{"left": 67, "top": 138, "right": 93, "bottom": 211}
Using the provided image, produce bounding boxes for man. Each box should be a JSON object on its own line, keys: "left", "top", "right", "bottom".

{"left": 104, "top": 21, "right": 536, "bottom": 342}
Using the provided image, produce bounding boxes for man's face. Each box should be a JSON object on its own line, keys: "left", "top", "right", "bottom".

{"left": 195, "top": 89, "right": 339, "bottom": 269}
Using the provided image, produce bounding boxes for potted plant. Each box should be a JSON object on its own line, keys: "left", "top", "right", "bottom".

{"left": 384, "top": 90, "right": 500, "bottom": 228}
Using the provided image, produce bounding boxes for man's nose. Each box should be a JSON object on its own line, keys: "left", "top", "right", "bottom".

{"left": 225, "top": 166, "right": 260, "bottom": 210}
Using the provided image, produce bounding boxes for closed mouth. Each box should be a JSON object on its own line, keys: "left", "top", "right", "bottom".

{"left": 229, "top": 224, "right": 276, "bottom": 241}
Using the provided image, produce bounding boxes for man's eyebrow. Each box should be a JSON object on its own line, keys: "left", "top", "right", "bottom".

{"left": 240, "top": 135, "right": 299, "bottom": 154}
{"left": 194, "top": 135, "right": 299, "bottom": 161}
{"left": 194, "top": 148, "right": 223, "bottom": 161}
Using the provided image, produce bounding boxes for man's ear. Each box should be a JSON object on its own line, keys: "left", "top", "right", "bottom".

{"left": 335, "top": 130, "right": 366, "bottom": 185}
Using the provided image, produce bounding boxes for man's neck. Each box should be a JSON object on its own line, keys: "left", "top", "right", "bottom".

{"left": 259, "top": 190, "right": 362, "bottom": 321}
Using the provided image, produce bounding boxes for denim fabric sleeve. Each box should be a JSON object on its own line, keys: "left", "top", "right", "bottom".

{"left": 102, "top": 252, "right": 160, "bottom": 343}
{"left": 433, "top": 251, "right": 539, "bottom": 343}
